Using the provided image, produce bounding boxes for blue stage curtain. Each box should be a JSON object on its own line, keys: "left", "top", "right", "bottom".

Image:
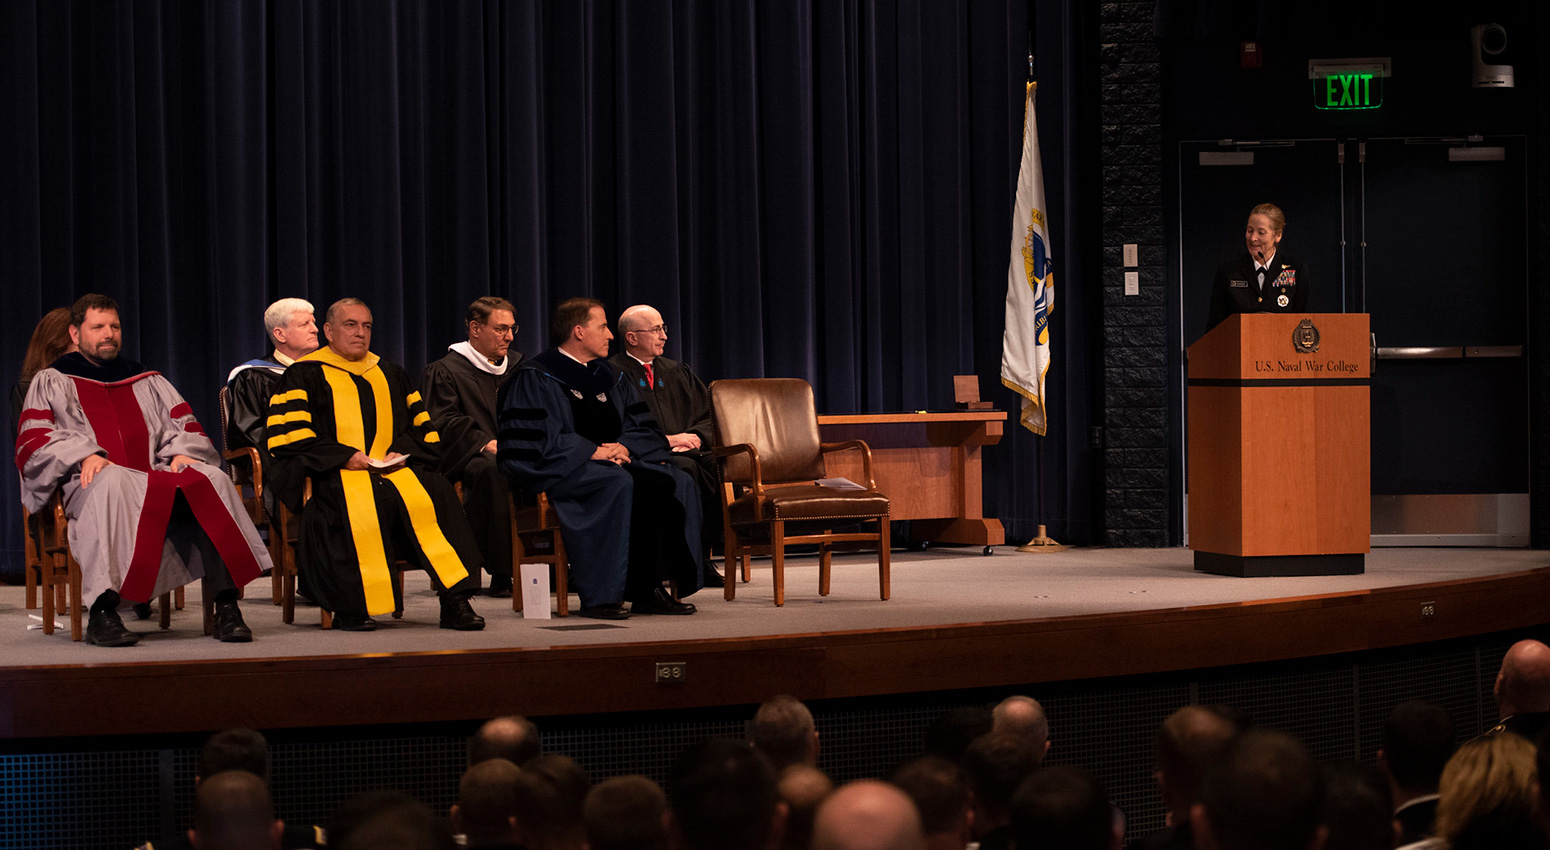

{"left": 0, "top": 0, "right": 1095, "bottom": 580}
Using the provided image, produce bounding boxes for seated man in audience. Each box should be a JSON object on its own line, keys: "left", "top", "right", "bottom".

{"left": 225, "top": 297, "right": 318, "bottom": 514}
{"left": 17, "top": 294, "right": 269, "bottom": 646}
{"left": 960, "top": 733, "right": 1042, "bottom": 850}
{"left": 513, "top": 754, "right": 589, "bottom": 850}
{"left": 923, "top": 707, "right": 993, "bottom": 762}
{"left": 777, "top": 765, "right": 833, "bottom": 850}
{"left": 1191, "top": 730, "right": 1325, "bottom": 850}
{"left": 1378, "top": 700, "right": 1453, "bottom": 846}
{"left": 811, "top": 780, "right": 925, "bottom": 850}
{"left": 453, "top": 758, "right": 523, "bottom": 850}
{"left": 890, "top": 757, "right": 974, "bottom": 850}
{"left": 992, "top": 695, "right": 1052, "bottom": 763}
{"left": 497, "top": 297, "right": 701, "bottom": 619}
{"left": 1139, "top": 705, "right": 1243, "bottom": 850}
{"left": 585, "top": 775, "right": 671, "bottom": 850}
{"left": 1318, "top": 762, "right": 1393, "bottom": 850}
{"left": 469, "top": 715, "right": 542, "bottom": 767}
{"left": 750, "top": 694, "right": 820, "bottom": 771}
{"left": 669, "top": 738, "right": 786, "bottom": 850}
{"left": 1010, "top": 766, "right": 1122, "bottom": 850}
{"left": 423, "top": 297, "right": 523, "bottom": 597}
{"left": 608, "top": 303, "right": 722, "bottom": 588}
{"left": 1484, "top": 639, "right": 1550, "bottom": 741}
{"left": 265, "top": 297, "right": 484, "bottom": 632}
{"left": 188, "top": 771, "right": 285, "bottom": 850}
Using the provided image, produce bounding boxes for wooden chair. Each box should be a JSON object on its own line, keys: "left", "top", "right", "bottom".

{"left": 509, "top": 492, "right": 569, "bottom": 616}
{"left": 708, "top": 378, "right": 891, "bottom": 606}
{"left": 217, "top": 385, "right": 276, "bottom": 606}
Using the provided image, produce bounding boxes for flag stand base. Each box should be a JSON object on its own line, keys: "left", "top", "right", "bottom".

{"left": 1017, "top": 525, "right": 1066, "bottom": 553}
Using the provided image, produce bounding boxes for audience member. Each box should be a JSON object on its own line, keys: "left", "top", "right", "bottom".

{"left": 993, "top": 696, "right": 1052, "bottom": 762}
{"left": 960, "top": 732, "right": 1042, "bottom": 850}
{"left": 512, "top": 753, "right": 589, "bottom": 850}
{"left": 1486, "top": 639, "right": 1550, "bottom": 741}
{"left": 778, "top": 765, "right": 835, "bottom": 850}
{"left": 890, "top": 757, "right": 974, "bottom": 850}
{"left": 1138, "top": 704, "right": 1242, "bottom": 850}
{"left": 265, "top": 297, "right": 484, "bottom": 632}
{"left": 811, "top": 780, "right": 925, "bottom": 850}
{"left": 1379, "top": 700, "right": 1454, "bottom": 845}
{"left": 750, "top": 694, "right": 820, "bottom": 770}
{"left": 331, "top": 791, "right": 455, "bottom": 850}
{"left": 497, "top": 297, "right": 703, "bottom": 618}
{"left": 585, "top": 775, "right": 670, "bottom": 850}
{"left": 1320, "top": 761, "right": 1395, "bottom": 850}
{"left": 18, "top": 293, "right": 269, "bottom": 646}
{"left": 668, "top": 737, "right": 785, "bottom": 850}
{"left": 1009, "top": 765, "right": 1122, "bottom": 850}
{"left": 13, "top": 306, "right": 74, "bottom": 431}
{"left": 469, "top": 715, "right": 542, "bottom": 767}
{"left": 1403, "top": 733, "right": 1544, "bottom": 850}
{"left": 452, "top": 758, "right": 523, "bottom": 850}
{"left": 188, "top": 770, "right": 284, "bottom": 850}
{"left": 1191, "top": 730, "right": 1324, "bottom": 850}
{"left": 422, "top": 297, "right": 523, "bottom": 596}
{"left": 924, "top": 707, "right": 994, "bottom": 762}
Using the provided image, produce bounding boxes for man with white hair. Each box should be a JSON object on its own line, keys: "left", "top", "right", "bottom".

{"left": 225, "top": 297, "right": 318, "bottom": 514}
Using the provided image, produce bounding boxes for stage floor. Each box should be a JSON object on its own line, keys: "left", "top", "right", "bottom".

{"left": 5, "top": 545, "right": 1546, "bottom": 667}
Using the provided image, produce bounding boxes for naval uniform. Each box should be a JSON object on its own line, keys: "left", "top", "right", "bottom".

{"left": 1206, "top": 248, "right": 1309, "bottom": 331}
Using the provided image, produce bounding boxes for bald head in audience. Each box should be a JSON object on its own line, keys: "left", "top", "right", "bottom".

{"left": 189, "top": 770, "right": 283, "bottom": 850}
{"left": 585, "top": 775, "right": 670, "bottom": 850}
{"left": 778, "top": 765, "right": 834, "bottom": 850}
{"left": 993, "top": 696, "right": 1051, "bottom": 762}
{"left": 751, "top": 695, "right": 820, "bottom": 770}
{"left": 812, "top": 781, "right": 925, "bottom": 850}
{"left": 452, "top": 758, "right": 522, "bottom": 848}
{"left": 1494, "top": 640, "right": 1550, "bottom": 720}
{"left": 470, "top": 716, "right": 542, "bottom": 767}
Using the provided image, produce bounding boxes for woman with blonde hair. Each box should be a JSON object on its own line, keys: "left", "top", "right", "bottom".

{"left": 1400, "top": 733, "right": 1544, "bottom": 850}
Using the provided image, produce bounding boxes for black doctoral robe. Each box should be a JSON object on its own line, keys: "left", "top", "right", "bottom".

{"left": 226, "top": 355, "right": 286, "bottom": 514}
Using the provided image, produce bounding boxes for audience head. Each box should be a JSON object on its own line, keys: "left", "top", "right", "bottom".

{"left": 777, "top": 765, "right": 835, "bottom": 850}
{"left": 811, "top": 780, "right": 925, "bottom": 850}
{"left": 452, "top": 758, "right": 522, "bottom": 848}
{"left": 1009, "top": 766, "right": 1120, "bottom": 850}
{"left": 68, "top": 293, "right": 122, "bottom": 365}
{"left": 189, "top": 770, "right": 282, "bottom": 850}
{"left": 923, "top": 707, "right": 993, "bottom": 762}
{"left": 20, "top": 307, "right": 75, "bottom": 381}
{"left": 669, "top": 737, "right": 784, "bottom": 850}
{"left": 262, "top": 298, "right": 318, "bottom": 361}
{"left": 550, "top": 297, "right": 610, "bottom": 358}
{"left": 1494, "top": 639, "right": 1550, "bottom": 719}
{"left": 992, "top": 696, "right": 1051, "bottom": 762}
{"left": 470, "top": 715, "right": 542, "bottom": 767}
{"left": 584, "top": 775, "right": 669, "bottom": 850}
{"left": 199, "top": 727, "right": 272, "bottom": 784}
{"left": 330, "top": 790, "right": 442, "bottom": 850}
{"left": 513, "top": 753, "right": 589, "bottom": 850}
{"left": 750, "top": 695, "right": 820, "bottom": 770}
{"left": 1155, "top": 705, "right": 1242, "bottom": 822}
{"left": 1193, "top": 730, "right": 1324, "bottom": 850}
{"left": 323, "top": 297, "right": 373, "bottom": 361}
{"left": 1432, "top": 733, "right": 1543, "bottom": 850}
{"left": 618, "top": 304, "right": 668, "bottom": 361}
{"left": 889, "top": 757, "right": 973, "bottom": 850}
{"left": 1378, "top": 700, "right": 1455, "bottom": 797}
{"left": 1319, "top": 761, "right": 1395, "bottom": 850}
{"left": 465, "top": 296, "right": 518, "bottom": 363}
{"left": 960, "top": 732, "right": 1041, "bottom": 835}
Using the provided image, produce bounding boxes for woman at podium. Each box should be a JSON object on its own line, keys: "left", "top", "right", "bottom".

{"left": 1206, "top": 203, "right": 1308, "bottom": 330}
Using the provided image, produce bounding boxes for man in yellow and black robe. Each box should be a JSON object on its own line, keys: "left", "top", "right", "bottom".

{"left": 266, "top": 298, "right": 484, "bottom": 632}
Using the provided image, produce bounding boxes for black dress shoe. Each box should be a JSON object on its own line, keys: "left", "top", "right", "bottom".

{"left": 85, "top": 609, "right": 141, "bottom": 647}
{"left": 701, "top": 562, "right": 725, "bottom": 589}
{"left": 440, "top": 595, "right": 486, "bottom": 631}
{"left": 334, "top": 614, "right": 377, "bottom": 632}
{"left": 577, "top": 603, "right": 630, "bottom": 621}
{"left": 212, "top": 601, "right": 253, "bottom": 643}
{"left": 486, "top": 573, "right": 514, "bottom": 598}
{"left": 630, "top": 586, "right": 698, "bottom": 615}
{"left": 132, "top": 601, "right": 154, "bottom": 620}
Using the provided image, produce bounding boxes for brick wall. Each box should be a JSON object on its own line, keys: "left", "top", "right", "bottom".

{"left": 1098, "top": 2, "right": 1168, "bottom": 546}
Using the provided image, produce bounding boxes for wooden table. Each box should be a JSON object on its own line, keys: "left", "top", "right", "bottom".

{"left": 816, "top": 410, "right": 1006, "bottom": 552}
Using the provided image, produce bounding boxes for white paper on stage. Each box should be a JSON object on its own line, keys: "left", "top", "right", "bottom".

{"left": 520, "top": 563, "right": 551, "bottom": 619}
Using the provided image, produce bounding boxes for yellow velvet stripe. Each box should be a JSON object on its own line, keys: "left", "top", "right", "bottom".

{"left": 271, "top": 388, "right": 307, "bottom": 405}
{"left": 412, "top": 410, "right": 430, "bottom": 426}
{"left": 363, "top": 366, "right": 395, "bottom": 458}
{"left": 267, "top": 428, "right": 317, "bottom": 450}
{"left": 407, "top": 391, "right": 423, "bottom": 405}
{"left": 383, "top": 468, "right": 469, "bottom": 588}
{"left": 321, "top": 368, "right": 367, "bottom": 451}
{"left": 267, "top": 409, "right": 312, "bottom": 427}
{"left": 340, "top": 469, "right": 397, "bottom": 615}
{"left": 423, "top": 432, "right": 440, "bottom": 443}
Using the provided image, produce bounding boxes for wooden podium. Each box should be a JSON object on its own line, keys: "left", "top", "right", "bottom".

{"left": 1187, "top": 313, "right": 1371, "bottom": 576}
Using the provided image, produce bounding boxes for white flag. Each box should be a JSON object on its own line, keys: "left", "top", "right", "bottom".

{"left": 1000, "top": 82, "right": 1055, "bottom": 435}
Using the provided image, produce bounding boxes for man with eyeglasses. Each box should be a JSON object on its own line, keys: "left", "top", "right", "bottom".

{"left": 422, "top": 297, "right": 524, "bottom": 597}
{"left": 609, "top": 304, "right": 723, "bottom": 589}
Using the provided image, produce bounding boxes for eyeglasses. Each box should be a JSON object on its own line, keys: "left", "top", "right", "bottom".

{"left": 481, "top": 323, "right": 518, "bottom": 337}
{"left": 638, "top": 325, "right": 667, "bottom": 336}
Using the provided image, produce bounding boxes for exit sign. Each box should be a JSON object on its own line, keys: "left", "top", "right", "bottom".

{"left": 1308, "top": 58, "right": 1390, "bottom": 111}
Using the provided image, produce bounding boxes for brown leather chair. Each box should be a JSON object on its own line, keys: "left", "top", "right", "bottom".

{"left": 709, "top": 378, "right": 890, "bottom": 606}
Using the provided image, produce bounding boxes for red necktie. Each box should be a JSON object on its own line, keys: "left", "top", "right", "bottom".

{"left": 643, "top": 362, "right": 655, "bottom": 390}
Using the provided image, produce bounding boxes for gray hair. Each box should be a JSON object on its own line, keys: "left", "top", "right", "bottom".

{"left": 263, "top": 298, "right": 315, "bottom": 339}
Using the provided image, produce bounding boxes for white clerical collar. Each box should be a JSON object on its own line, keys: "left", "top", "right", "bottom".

{"left": 449, "top": 341, "right": 509, "bottom": 375}
{"left": 628, "top": 352, "right": 654, "bottom": 367}
{"left": 1255, "top": 251, "right": 1277, "bottom": 271}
